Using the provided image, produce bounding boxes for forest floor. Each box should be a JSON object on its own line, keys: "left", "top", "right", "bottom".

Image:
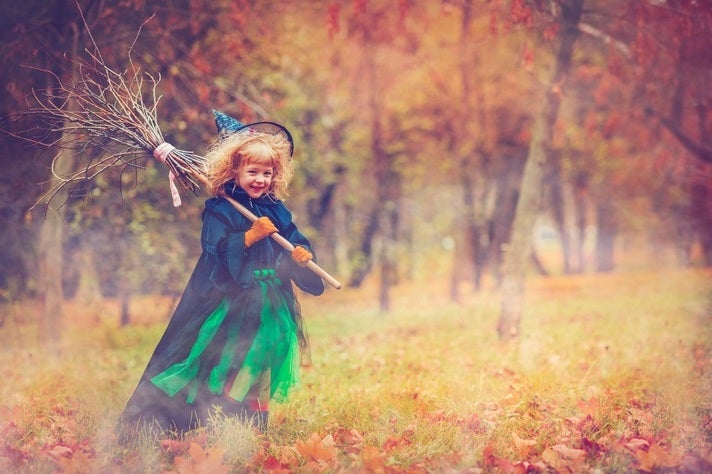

{"left": 0, "top": 267, "right": 710, "bottom": 473}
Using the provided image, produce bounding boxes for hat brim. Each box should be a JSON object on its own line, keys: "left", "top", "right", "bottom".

{"left": 228, "top": 121, "right": 295, "bottom": 157}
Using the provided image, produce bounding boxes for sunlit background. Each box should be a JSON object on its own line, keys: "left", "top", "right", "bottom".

{"left": 0, "top": 1, "right": 710, "bottom": 472}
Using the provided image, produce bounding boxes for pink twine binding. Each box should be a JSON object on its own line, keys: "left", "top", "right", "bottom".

{"left": 153, "top": 142, "right": 182, "bottom": 207}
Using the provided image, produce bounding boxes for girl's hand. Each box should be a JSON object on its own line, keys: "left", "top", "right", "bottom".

{"left": 245, "top": 217, "right": 278, "bottom": 247}
{"left": 291, "top": 246, "right": 313, "bottom": 267}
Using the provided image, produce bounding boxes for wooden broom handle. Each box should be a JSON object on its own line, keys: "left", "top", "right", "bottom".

{"left": 187, "top": 170, "right": 342, "bottom": 289}
{"left": 222, "top": 194, "right": 342, "bottom": 290}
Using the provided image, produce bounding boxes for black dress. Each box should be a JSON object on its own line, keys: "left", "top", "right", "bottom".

{"left": 119, "top": 183, "right": 324, "bottom": 435}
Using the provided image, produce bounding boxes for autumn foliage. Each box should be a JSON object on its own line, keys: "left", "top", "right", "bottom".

{"left": 0, "top": 1, "right": 711, "bottom": 471}
{"left": 0, "top": 269, "right": 710, "bottom": 472}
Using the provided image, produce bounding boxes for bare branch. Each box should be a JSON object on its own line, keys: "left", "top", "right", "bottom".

{"left": 578, "top": 22, "right": 630, "bottom": 56}
{"left": 26, "top": 37, "right": 205, "bottom": 210}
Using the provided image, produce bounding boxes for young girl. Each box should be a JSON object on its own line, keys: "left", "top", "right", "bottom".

{"left": 119, "top": 111, "right": 324, "bottom": 436}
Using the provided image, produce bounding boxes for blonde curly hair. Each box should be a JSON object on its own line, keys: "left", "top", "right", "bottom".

{"left": 203, "top": 131, "right": 294, "bottom": 200}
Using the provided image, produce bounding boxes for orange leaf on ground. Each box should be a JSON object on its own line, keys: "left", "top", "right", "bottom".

{"left": 295, "top": 433, "right": 338, "bottom": 464}
{"left": 271, "top": 444, "right": 299, "bottom": 469}
{"left": 542, "top": 444, "right": 586, "bottom": 472}
{"left": 361, "top": 445, "right": 387, "bottom": 473}
{"left": 247, "top": 443, "right": 293, "bottom": 473}
{"left": 576, "top": 398, "right": 601, "bottom": 417}
{"left": 624, "top": 437, "right": 649, "bottom": 452}
{"left": 634, "top": 443, "right": 680, "bottom": 472}
{"left": 55, "top": 450, "right": 94, "bottom": 474}
{"left": 172, "top": 442, "right": 229, "bottom": 474}
{"left": 46, "top": 444, "right": 73, "bottom": 459}
{"left": 552, "top": 444, "right": 586, "bottom": 460}
{"left": 511, "top": 432, "right": 537, "bottom": 458}
{"left": 0, "top": 405, "right": 26, "bottom": 426}
{"left": 160, "top": 438, "right": 191, "bottom": 458}
{"left": 333, "top": 427, "right": 364, "bottom": 454}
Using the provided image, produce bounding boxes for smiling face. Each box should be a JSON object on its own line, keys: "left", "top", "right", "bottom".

{"left": 235, "top": 160, "right": 274, "bottom": 199}
{"left": 204, "top": 133, "right": 293, "bottom": 200}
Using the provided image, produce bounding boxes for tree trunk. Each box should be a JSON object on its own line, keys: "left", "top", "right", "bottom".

{"left": 595, "top": 200, "right": 617, "bottom": 272}
{"left": 498, "top": 0, "right": 584, "bottom": 340}
{"left": 38, "top": 10, "right": 80, "bottom": 344}
{"left": 379, "top": 200, "right": 398, "bottom": 312}
{"left": 548, "top": 150, "right": 573, "bottom": 273}
{"left": 349, "top": 18, "right": 402, "bottom": 309}
{"left": 451, "top": 156, "right": 477, "bottom": 302}
{"left": 348, "top": 208, "right": 378, "bottom": 287}
{"left": 489, "top": 149, "right": 527, "bottom": 287}
{"left": 450, "top": 0, "right": 488, "bottom": 298}
{"left": 572, "top": 172, "right": 588, "bottom": 272}
{"left": 74, "top": 238, "right": 102, "bottom": 305}
{"left": 119, "top": 287, "right": 131, "bottom": 327}
{"left": 38, "top": 211, "right": 65, "bottom": 344}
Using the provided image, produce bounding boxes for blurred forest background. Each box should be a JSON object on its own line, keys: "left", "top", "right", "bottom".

{"left": 0, "top": 0, "right": 710, "bottom": 336}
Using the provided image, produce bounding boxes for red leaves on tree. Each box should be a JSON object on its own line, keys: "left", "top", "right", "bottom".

{"left": 352, "top": 0, "right": 368, "bottom": 17}
{"left": 327, "top": 3, "right": 342, "bottom": 39}
{"left": 509, "top": 0, "right": 533, "bottom": 27}
{"left": 543, "top": 23, "right": 559, "bottom": 41}
{"left": 521, "top": 45, "right": 535, "bottom": 72}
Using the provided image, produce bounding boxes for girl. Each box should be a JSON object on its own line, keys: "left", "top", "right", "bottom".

{"left": 119, "top": 111, "right": 324, "bottom": 436}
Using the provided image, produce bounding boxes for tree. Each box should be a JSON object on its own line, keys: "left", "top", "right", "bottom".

{"left": 498, "top": 0, "right": 584, "bottom": 340}
{"left": 20, "top": 0, "right": 85, "bottom": 342}
{"left": 327, "top": 0, "right": 430, "bottom": 311}
{"left": 564, "top": 0, "right": 712, "bottom": 268}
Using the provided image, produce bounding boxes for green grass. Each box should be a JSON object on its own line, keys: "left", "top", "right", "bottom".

{"left": 0, "top": 268, "right": 710, "bottom": 472}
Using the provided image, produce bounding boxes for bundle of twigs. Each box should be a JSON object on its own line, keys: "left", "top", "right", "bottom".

{"left": 25, "top": 22, "right": 341, "bottom": 289}
{"left": 29, "top": 42, "right": 203, "bottom": 208}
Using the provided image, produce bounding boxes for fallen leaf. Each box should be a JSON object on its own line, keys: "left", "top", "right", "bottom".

{"left": 634, "top": 443, "right": 680, "bottom": 472}
{"left": 295, "top": 433, "right": 337, "bottom": 463}
{"left": 47, "top": 444, "right": 73, "bottom": 459}
{"left": 511, "top": 432, "right": 537, "bottom": 458}
{"left": 361, "top": 445, "right": 386, "bottom": 473}
{"left": 333, "top": 427, "right": 364, "bottom": 454}
{"left": 457, "top": 414, "right": 487, "bottom": 434}
{"left": 576, "top": 398, "right": 601, "bottom": 417}
{"left": 160, "top": 438, "right": 190, "bottom": 458}
{"left": 541, "top": 448, "right": 561, "bottom": 471}
{"left": 542, "top": 444, "right": 586, "bottom": 472}
{"left": 624, "top": 437, "right": 649, "bottom": 452}
{"left": 55, "top": 450, "right": 94, "bottom": 474}
{"left": 172, "top": 442, "right": 229, "bottom": 474}
{"left": 552, "top": 443, "right": 586, "bottom": 461}
{"left": 273, "top": 445, "right": 299, "bottom": 468}
{"left": 482, "top": 443, "right": 499, "bottom": 468}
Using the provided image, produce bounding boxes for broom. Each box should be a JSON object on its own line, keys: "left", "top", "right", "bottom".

{"left": 28, "top": 28, "right": 342, "bottom": 290}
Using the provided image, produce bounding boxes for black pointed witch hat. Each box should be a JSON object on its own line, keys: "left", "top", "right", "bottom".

{"left": 212, "top": 110, "right": 294, "bottom": 156}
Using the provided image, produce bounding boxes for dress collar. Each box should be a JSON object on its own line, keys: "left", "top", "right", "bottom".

{"left": 223, "top": 182, "right": 278, "bottom": 207}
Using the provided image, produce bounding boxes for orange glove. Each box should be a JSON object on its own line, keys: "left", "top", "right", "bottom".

{"left": 244, "top": 216, "right": 278, "bottom": 247}
{"left": 291, "top": 246, "right": 313, "bottom": 267}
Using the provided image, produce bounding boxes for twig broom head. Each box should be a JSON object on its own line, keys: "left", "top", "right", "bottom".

{"left": 27, "top": 45, "right": 207, "bottom": 209}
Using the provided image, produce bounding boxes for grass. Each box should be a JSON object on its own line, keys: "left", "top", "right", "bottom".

{"left": 0, "top": 267, "right": 710, "bottom": 472}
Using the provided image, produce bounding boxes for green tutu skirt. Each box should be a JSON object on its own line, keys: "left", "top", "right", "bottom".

{"left": 150, "top": 269, "right": 301, "bottom": 405}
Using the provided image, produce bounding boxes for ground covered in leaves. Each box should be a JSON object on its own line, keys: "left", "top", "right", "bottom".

{"left": 1, "top": 268, "right": 710, "bottom": 473}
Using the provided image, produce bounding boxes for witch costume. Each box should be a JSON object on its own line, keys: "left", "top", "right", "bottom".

{"left": 119, "top": 114, "right": 324, "bottom": 436}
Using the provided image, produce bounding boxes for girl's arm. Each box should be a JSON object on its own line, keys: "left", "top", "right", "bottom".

{"left": 201, "top": 200, "right": 251, "bottom": 284}
{"left": 280, "top": 221, "right": 325, "bottom": 296}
